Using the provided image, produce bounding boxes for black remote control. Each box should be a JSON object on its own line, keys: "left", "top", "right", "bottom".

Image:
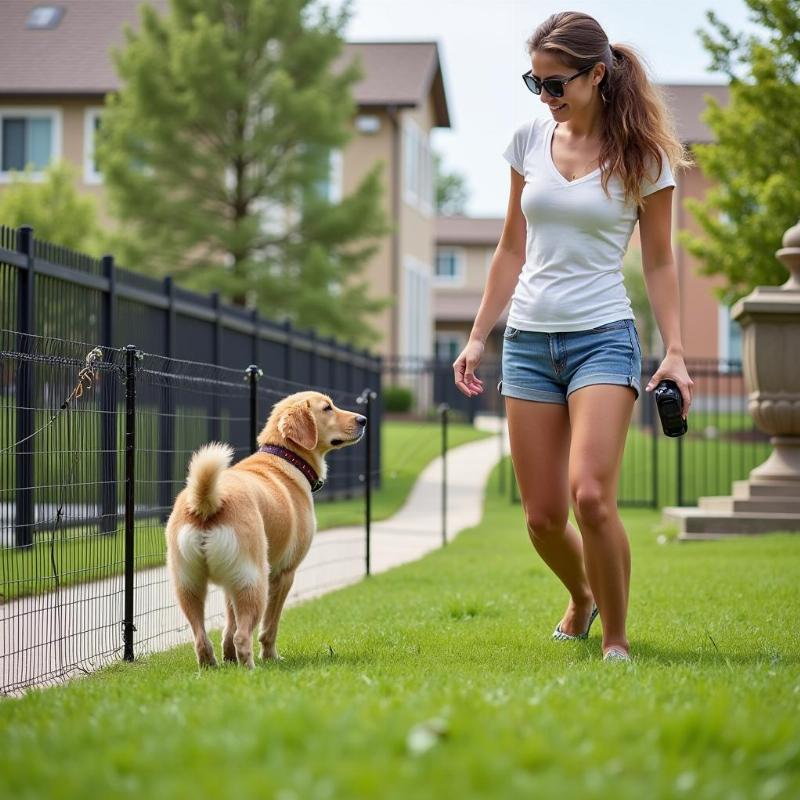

{"left": 653, "top": 379, "right": 688, "bottom": 437}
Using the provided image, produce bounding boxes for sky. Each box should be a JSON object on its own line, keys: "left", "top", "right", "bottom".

{"left": 332, "top": 0, "right": 764, "bottom": 217}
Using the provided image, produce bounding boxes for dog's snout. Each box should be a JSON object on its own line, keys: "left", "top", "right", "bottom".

{"left": 356, "top": 415, "right": 367, "bottom": 427}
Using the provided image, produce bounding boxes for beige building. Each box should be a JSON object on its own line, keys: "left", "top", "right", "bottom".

{"left": 433, "top": 84, "right": 737, "bottom": 364}
{"left": 0, "top": 1, "right": 450, "bottom": 362}
{"left": 433, "top": 216, "right": 505, "bottom": 366}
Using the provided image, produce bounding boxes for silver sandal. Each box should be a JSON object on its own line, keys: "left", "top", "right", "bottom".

{"left": 552, "top": 604, "right": 599, "bottom": 641}
{"left": 602, "top": 647, "right": 631, "bottom": 662}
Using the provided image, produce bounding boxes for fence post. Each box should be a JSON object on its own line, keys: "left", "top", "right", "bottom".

{"left": 357, "top": 388, "right": 377, "bottom": 576}
{"left": 99, "top": 254, "right": 118, "bottom": 534}
{"left": 123, "top": 345, "right": 139, "bottom": 662}
{"left": 498, "top": 392, "right": 506, "bottom": 495}
{"left": 439, "top": 403, "right": 449, "bottom": 547}
{"left": 245, "top": 365, "right": 262, "bottom": 454}
{"left": 652, "top": 397, "right": 659, "bottom": 510}
{"left": 344, "top": 343, "right": 355, "bottom": 499}
{"left": 14, "top": 225, "right": 34, "bottom": 548}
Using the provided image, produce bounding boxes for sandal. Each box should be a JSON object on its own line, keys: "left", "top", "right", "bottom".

{"left": 602, "top": 647, "right": 631, "bottom": 662}
{"left": 552, "top": 604, "right": 599, "bottom": 641}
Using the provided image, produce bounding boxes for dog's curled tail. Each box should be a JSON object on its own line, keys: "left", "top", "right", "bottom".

{"left": 185, "top": 442, "right": 234, "bottom": 519}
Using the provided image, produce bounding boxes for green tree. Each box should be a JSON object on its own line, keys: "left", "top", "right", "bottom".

{"left": 433, "top": 150, "right": 469, "bottom": 216}
{"left": 97, "top": 0, "right": 389, "bottom": 346}
{"left": 680, "top": 0, "right": 800, "bottom": 302}
{"left": 0, "top": 161, "right": 100, "bottom": 253}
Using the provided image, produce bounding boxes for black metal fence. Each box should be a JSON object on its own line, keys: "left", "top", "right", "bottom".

{"left": 0, "top": 328, "right": 389, "bottom": 694}
{"left": 392, "top": 353, "right": 771, "bottom": 510}
{"left": 618, "top": 356, "right": 771, "bottom": 509}
{"left": 383, "top": 356, "right": 503, "bottom": 423}
{"left": 1, "top": 223, "right": 383, "bottom": 527}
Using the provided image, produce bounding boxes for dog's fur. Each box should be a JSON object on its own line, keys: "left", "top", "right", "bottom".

{"left": 165, "top": 391, "right": 366, "bottom": 669}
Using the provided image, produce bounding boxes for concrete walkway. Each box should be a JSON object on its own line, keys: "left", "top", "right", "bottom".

{"left": 1, "top": 420, "right": 508, "bottom": 694}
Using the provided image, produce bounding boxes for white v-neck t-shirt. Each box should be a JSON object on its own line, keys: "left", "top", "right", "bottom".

{"left": 502, "top": 117, "right": 675, "bottom": 332}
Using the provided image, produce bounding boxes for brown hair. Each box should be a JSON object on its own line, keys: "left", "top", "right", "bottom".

{"left": 526, "top": 11, "right": 693, "bottom": 207}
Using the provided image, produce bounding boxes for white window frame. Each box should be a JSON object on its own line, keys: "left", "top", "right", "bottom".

{"left": 0, "top": 106, "right": 62, "bottom": 183}
{"left": 403, "top": 120, "right": 420, "bottom": 207}
{"left": 403, "top": 118, "right": 433, "bottom": 216}
{"left": 402, "top": 255, "right": 433, "bottom": 360}
{"left": 434, "top": 247, "right": 465, "bottom": 287}
{"left": 83, "top": 106, "right": 103, "bottom": 185}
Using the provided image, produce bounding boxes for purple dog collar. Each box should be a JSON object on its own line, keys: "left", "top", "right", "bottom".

{"left": 258, "top": 444, "right": 324, "bottom": 493}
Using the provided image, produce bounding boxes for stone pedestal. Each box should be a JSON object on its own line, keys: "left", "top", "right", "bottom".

{"left": 663, "top": 217, "right": 800, "bottom": 540}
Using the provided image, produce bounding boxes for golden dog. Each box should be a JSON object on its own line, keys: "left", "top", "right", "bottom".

{"left": 165, "top": 391, "right": 366, "bottom": 668}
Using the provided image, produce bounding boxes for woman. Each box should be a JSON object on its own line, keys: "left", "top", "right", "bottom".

{"left": 453, "top": 11, "right": 694, "bottom": 662}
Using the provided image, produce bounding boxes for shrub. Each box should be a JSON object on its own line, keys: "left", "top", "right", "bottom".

{"left": 383, "top": 386, "right": 413, "bottom": 413}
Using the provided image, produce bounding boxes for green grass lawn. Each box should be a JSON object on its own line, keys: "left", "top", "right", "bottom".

{"left": 2, "top": 461, "right": 797, "bottom": 799}
{"left": 1, "top": 421, "right": 493, "bottom": 602}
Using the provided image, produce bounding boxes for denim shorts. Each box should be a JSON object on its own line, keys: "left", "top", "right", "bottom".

{"left": 499, "top": 318, "right": 642, "bottom": 405}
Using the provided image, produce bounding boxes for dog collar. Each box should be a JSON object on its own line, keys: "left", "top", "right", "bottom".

{"left": 258, "top": 444, "right": 325, "bottom": 493}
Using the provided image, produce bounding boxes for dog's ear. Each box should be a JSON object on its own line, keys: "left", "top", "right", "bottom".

{"left": 277, "top": 401, "right": 318, "bottom": 451}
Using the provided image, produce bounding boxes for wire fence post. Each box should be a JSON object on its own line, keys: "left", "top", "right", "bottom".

{"left": 652, "top": 398, "right": 659, "bottom": 509}
{"left": 357, "top": 388, "right": 377, "bottom": 576}
{"left": 245, "top": 365, "right": 262, "bottom": 454}
{"left": 438, "top": 403, "right": 449, "bottom": 547}
{"left": 123, "top": 345, "right": 139, "bottom": 662}
{"left": 498, "top": 394, "right": 506, "bottom": 495}
{"left": 14, "top": 225, "right": 34, "bottom": 548}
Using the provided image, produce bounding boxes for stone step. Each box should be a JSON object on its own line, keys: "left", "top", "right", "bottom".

{"left": 662, "top": 506, "right": 800, "bottom": 536}
{"left": 733, "top": 479, "right": 800, "bottom": 499}
{"left": 699, "top": 495, "right": 800, "bottom": 514}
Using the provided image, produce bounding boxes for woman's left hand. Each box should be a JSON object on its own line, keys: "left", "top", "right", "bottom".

{"left": 645, "top": 353, "right": 694, "bottom": 418}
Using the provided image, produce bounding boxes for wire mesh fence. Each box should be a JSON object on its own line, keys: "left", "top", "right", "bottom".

{"left": 0, "top": 331, "right": 386, "bottom": 695}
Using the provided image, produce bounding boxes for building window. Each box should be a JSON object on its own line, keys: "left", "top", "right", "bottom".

{"left": 403, "top": 119, "right": 432, "bottom": 215}
{"left": 436, "top": 332, "right": 464, "bottom": 362}
{"left": 84, "top": 108, "right": 103, "bottom": 184}
{"left": 403, "top": 257, "right": 432, "bottom": 359}
{"left": 435, "top": 248, "right": 464, "bottom": 285}
{"left": 312, "top": 148, "right": 343, "bottom": 204}
{"left": 0, "top": 108, "right": 61, "bottom": 179}
{"left": 718, "top": 303, "right": 743, "bottom": 372}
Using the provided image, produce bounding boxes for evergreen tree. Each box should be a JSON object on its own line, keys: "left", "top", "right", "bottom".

{"left": 97, "top": 0, "right": 389, "bottom": 346}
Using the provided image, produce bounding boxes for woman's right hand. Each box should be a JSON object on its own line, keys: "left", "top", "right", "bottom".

{"left": 453, "top": 339, "right": 486, "bottom": 397}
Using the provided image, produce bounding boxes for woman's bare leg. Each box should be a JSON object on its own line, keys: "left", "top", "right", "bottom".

{"left": 567, "top": 384, "right": 635, "bottom": 655}
{"left": 505, "top": 397, "right": 595, "bottom": 636}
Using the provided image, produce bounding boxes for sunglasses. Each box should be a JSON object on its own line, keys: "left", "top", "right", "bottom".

{"left": 521, "top": 64, "right": 594, "bottom": 97}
